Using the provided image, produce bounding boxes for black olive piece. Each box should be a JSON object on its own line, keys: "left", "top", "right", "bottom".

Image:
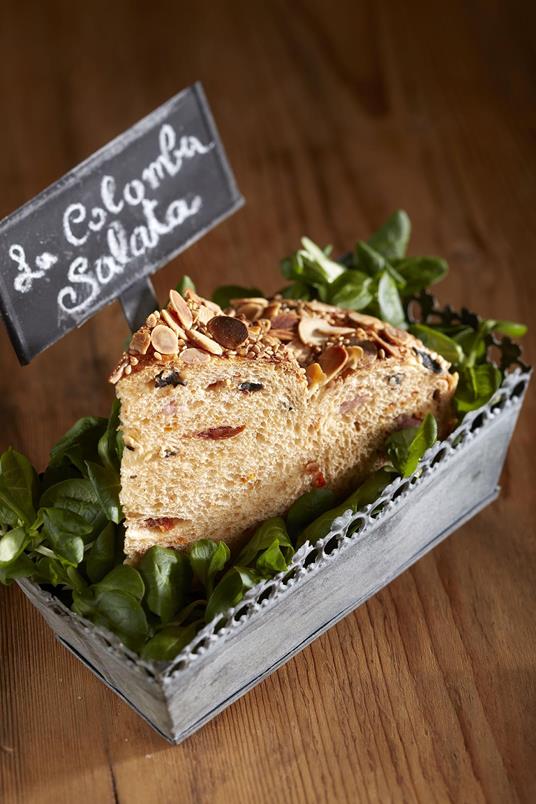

{"left": 154, "top": 369, "right": 186, "bottom": 388}
{"left": 238, "top": 382, "right": 264, "bottom": 393}
{"left": 415, "top": 349, "right": 442, "bottom": 374}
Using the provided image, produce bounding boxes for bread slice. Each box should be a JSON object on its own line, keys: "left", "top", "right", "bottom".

{"left": 110, "top": 290, "right": 458, "bottom": 559}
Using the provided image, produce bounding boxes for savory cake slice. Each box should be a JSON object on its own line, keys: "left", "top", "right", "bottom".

{"left": 110, "top": 289, "right": 458, "bottom": 559}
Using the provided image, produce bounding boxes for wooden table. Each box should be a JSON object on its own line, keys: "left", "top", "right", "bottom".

{"left": 1, "top": 1, "right": 534, "bottom": 801}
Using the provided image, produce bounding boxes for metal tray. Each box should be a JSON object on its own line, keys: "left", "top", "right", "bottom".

{"left": 16, "top": 366, "right": 530, "bottom": 744}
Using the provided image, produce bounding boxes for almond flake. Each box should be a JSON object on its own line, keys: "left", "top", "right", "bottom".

{"left": 318, "top": 344, "right": 348, "bottom": 382}
{"left": 151, "top": 325, "right": 179, "bottom": 355}
{"left": 264, "top": 301, "right": 281, "bottom": 319}
{"left": 161, "top": 309, "right": 187, "bottom": 338}
{"left": 306, "top": 362, "right": 327, "bottom": 390}
{"left": 270, "top": 329, "right": 295, "bottom": 342}
{"left": 187, "top": 328, "right": 224, "bottom": 355}
{"left": 169, "top": 289, "right": 193, "bottom": 330}
{"left": 348, "top": 311, "right": 382, "bottom": 330}
{"left": 230, "top": 297, "right": 268, "bottom": 307}
{"left": 109, "top": 357, "right": 129, "bottom": 384}
{"left": 207, "top": 316, "right": 249, "bottom": 349}
{"left": 197, "top": 305, "right": 214, "bottom": 325}
{"left": 270, "top": 312, "right": 298, "bottom": 330}
{"left": 298, "top": 317, "right": 355, "bottom": 347}
{"left": 236, "top": 303, "right": 265, "bottom": 321}
{"left": 346, "top": 345, "right": 364, "bottom": 368}
{"left": 129, "top": 327, "right": 151, "bottom": 355}
{"left": 180, "top": 347, "right": 210, "bottom": 365}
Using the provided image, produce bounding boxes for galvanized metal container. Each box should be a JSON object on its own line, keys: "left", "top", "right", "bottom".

{"left": 16, "top": 365, "right": 530, "bottom": 743}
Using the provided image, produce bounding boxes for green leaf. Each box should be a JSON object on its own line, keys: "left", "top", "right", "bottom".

{"left": 86, "top": 522, "right": 117, "bottom": 583}
{"left": 297, "top": 469, "right": 393, "bottom": 547}
{"left": 205, "top": 566, "right": 259, "bottom": 623}
{"left": 40, "top": 463, "right": 80, "bottom": 493}
{"left": 40, "top": 506, "right": 93, "bottom": 539}
{"left": 354, "top": 242, "right": 406, "bottom": 286}
{"left": 176, "top": 275, "right": 196, "bottom": 295}
{"left": 65, "top": 566, "right": 88, "bottom": 594}
{"left": 237, "top": 517, "right": 293, "bottom": 569}
{"left": 455, "top": 365, "right": 502, "bottom": 413}
{"left": 78, "top": 589, "right": 149, "bottom": 652}
{"left": 299, "top": 237, "right": 346, "bottom": 284}
{"left": 40, "top": 478, "right": 103, "bottom": 528}
{"left": 377, "top": 272, "right": 406, "bottom": 328}
{"left": 279, "top": 282, "right": 313, "bottom": 300}
{"left": 367, "top": 210, "right": 411, "bottom": 260}
{"left": 49, "top": 417, "right": 107, "bottom": 472}
{"left": 41, "top": 508, "right": 85, "bottom": 566}
{"left": 98, "top": 401, "right": 122, "bottom": 472}
{"left": 286, "top": 488, "right": 338, "bottom": 537}
{"left": 386, "top": 413, "right": 438, "bottom": 477}
{"left": 94, "top": 565, "right": 145, "bottom": 601}
{"left": 189, "top": 539, "right": 230, "bottom": 596}
{"left": 255, "top": 541, "right": 288, "bottom": 576}
{"left": 0, "top": 526, "right": 28, "bottom": 566}
{"left": 141, "top": 623, "right": 198, "bottom": 662}
{"left": 485, "top": 320, "right": 528, "bottom": 339}
{"left": 410, "top": 324, "right": 464, "bottom": 365}
{"left": 211, "top": 285, "right": 263, "bottom": 309}
{"left": 328, "top": 271, "right": 373, "bottom": 310}
{"left": 85, "top": 462, "right": 122, "bottom": 523}
{"left": 138, "top": 545, "right": 191, "bottom": 623}
{"left": 35, "top": 556, "right": 72, "bottom": 587}
{"left": 0, "top": 553, "right": 35, "bottom": 585}
{"left": 396, "top": 256, "right": 448, "bottom": 296}
{"left": 0, "top": 448, "right": 38, "bottom": 526}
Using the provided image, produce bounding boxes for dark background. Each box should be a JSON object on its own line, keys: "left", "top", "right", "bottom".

{"left": 1, "top": 2, "right": 535, "bottom": 802}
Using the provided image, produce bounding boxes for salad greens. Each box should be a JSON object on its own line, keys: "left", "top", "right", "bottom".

{"left": 0, "top": 211, "right": 526, "bottom": 661}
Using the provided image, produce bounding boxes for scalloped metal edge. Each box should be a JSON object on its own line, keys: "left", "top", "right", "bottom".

{"left": 162, "top": 366, "right": 530, "bottom": 677}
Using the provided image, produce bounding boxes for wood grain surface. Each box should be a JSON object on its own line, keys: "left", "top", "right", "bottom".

{"left": 1, "top": 1, "right": 535, "bottom": 802}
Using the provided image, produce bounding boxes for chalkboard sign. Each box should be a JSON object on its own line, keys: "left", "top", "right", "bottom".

{"left": 0, "top": 83, "right": 243, "bottom": 364}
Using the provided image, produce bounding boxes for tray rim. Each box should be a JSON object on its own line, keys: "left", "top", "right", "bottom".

{"left": 16, "top": 363, "right": 531, "bottom": 684}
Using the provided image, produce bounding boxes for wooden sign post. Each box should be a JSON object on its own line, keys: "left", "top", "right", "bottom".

{"left": 0, "top": 83, "right": 243, "bottom": 364}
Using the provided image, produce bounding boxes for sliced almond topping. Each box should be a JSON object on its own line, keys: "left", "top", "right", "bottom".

{"left": 264, "top": 301, "right": 281, "bottom": 319}
{"left": 298, "top": 317, "right": 355, "bottom": 347}
{"left": 129, "top": 327, "right": 151, "bottom": 355}
{"left": 318, "top": 344, "right": 348, "bottom": 382}
{"left": 270, "top": 312, "right": 298, "bottom": 330}
{"left": 306, "top": 362, "right": 327, "bottom": 390}
{"left": 347, "top": 311, "right": 382, "bottom": 330}
{"left": 161, "top": 309, "right": 187, "bottom": 338}
{"left": 180, "top": 347, "right": 210, "bottom": 365}
{"left": 196, "top": 305, "right": 214, "bottom": 325}
{"left": 230, "top": 297, "right": 268, "bottom": 307}
{"left": 207, "top": 315, "right": 249, "bottom": 349}
{"left": 183, "top": 289, "right": 222, "bottom": 314}
{"left": 306, "top": 299, "right": 340, "bottom": 314}
{"left": 236, "top": 303, "right": 265, "bottom": 321}
{"left": 187, "top": 328, "right": 224, "bottom": 355}
{"left": 270, "top": 328, "right": 295, "bottom": 342}
{"left": 346, "top": 345, "right": 364, "bottom": 368}
{"left": 151, "top": 325, "right": 179, "bottom": 355}
{"left": 170, "top": 289, "right": 193, "bottom": 330}
{"left": 109, "top": 356, "right": 129, "bottom": 384}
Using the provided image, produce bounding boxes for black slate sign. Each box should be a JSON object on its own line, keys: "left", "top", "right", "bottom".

{"left": 0, "top": 83, "right": 243, "bottom": 364}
